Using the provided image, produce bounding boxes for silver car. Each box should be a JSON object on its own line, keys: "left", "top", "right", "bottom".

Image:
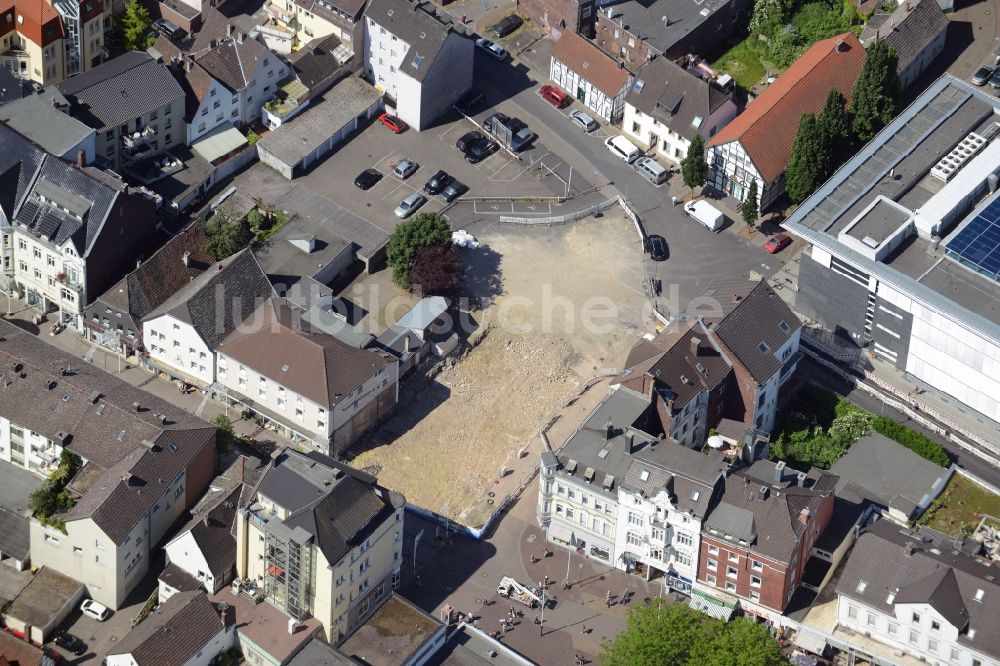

{"left": 393, "top": 159, "right": 418, "bottom": 179}
{"left": 569, "top": 109, "right": 598, "bottom": 132}
{"left": 394, "top": 192, "right": 427, "bottom": 218}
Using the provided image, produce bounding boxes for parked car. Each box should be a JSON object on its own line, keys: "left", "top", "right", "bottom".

{"left": 507, "top": 117, "right": 527, "bottom": 133}
{"left": 510, "top": 128, "right": 537, "bottom": 152}
{"left": 491, "top": 15, "right": 523, "bottom": 38}
{"left": 763, "top": 233, "right": 792, "bottom": 254}
{"left": 456, "top": 130, "right": 484, "bottom": 153}
{"left": 475, "top": 38, "right": 506, "bottom": 60}
{"left": 647, "top": 234, "right": 668, "bottom": 261}
{"left": 80, "top": 598, "right": 111, "bottom": 622}
{"left": 394, "top": 192, "right": 427, "bottom": 218}
{"left": 378, "top": 112, "right": 408, "bottom": 133}
{"left": 972, "top": 66, "right": 994, "bottom": 86}
{"left": 455, "top": 89, "right": 486, "bottom": 114}
{"left": 424, "top": 170, "right": 452, "bottom": 195}
{"left": 539, "top": 84, "right": 569, "bottom": 108}
{"left": 988, "top": 69, "right": 1000, "bottom": 88}
{"left": 52, "top": 631, "right": 87, "bottom": 656}
{"left": 354, "top": 168, "right": 382, "bottom": 190}
{"left": 483, "top": 112, "right": 510, "bottom": 134}
{"left": 465, "top": 138, "right": 498, "bottom": 163}
{"left": 442, "top": 181, "right": 466, "bottom": 202}
{"left": 568, "top": 109, "right": 598, "bottom": 132}
{"left": 393, "top": 159, "right": 418, "bottom": 179}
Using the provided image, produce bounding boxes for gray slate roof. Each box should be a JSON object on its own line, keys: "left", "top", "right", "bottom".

{"left": 831, "top": 432, "right": 952, "bottom": 519}
{"left": 0, "top": 507, "right": 30, "bottom": 561}
{"left": 626, "top": 57, "right": 732, "bottom": 142}
{"left": 0, "top": 89, "right": 95, "bottom": 158}
{"left": 195, "top": 34, "right": 270, "bottom": 93}
{"left": 363, "top": 0, "right": 455, "bottom": 82}
{"left": 837, "top": 519, "right": 1000, "bottom": 660}
{"left": 622, "top": 440, "right": 727, "bottom": 517}
{"left": 600, "top": 0, "right": 735, "bottom": 55}
{"left": 0, "top": 123, "right": 46, "bottom": 227}
{"left": 0, "top": 67, "right": 24, "bottom": 106}
{"left": 107, "top": 590, "right": 231, "bottom": 665}
{"left": 57, "top": 51, "right": 185, "bottom": 132}
{"left": 146, "top": 248, "right": 275, "bottom": 349}
{"left": 176, "top": 484, "right": 241, "bottom": 581}
{"left": 860, "top": 0, "right": 948, "bottom": 76}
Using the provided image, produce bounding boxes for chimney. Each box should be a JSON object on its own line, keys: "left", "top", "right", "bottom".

{"left": 690, "top": 336, "right": 701, "bottom": 357}
{"left": 403, "top": 335, "right": 410, "bottom": 353}
{"left": 774, "top": 460, "right": 785, "bottom": 484}
{"left": 626, "top": 432, "right": 635, "bottom": 453}
{"left": 132, "top": 401, "right": 141, "bottom": 412}
{"left": 835, "top": 39, "right": 845, "bottom": 52}
{"left": 182, "top": 251, "right": 191, "bottom": 267}
{"left": 217, "top": 602, "right": 229, "bottom": 627}
{"left": 227, "top": 23, "right": 235, "bottom": 36}
{"left": 183, "top": 57, "right": 193, "bottom": 73}
{"left": 270, "top": 448, "right": 282, "bottom": 468}
{"left": 136, "top": 257, "right": 143, "bottom": 269}
{"left": 76, "top": 148, "right": 86, "bottom": 168}
{"left": 798, "top": 508, "right": 810, "bottom": 525}
{"left": 605, "top": 420, "right": 614, "bottom": 440}
{"left": 903, "top": 541, "right": 915, "bottom": 556}
{"left": 796, "top": 471, "right": 807, "bottom": 487}
{"left": 203, "top": 515, "right": 209, "bottom": 527}
{"left": 121, "top": 472, "right": 132, "bottom": 485}
{"left": 237, "top": 32, "right": 247, "bottom": 44}
{"left": 731, "top": 294, "right": 741, "bottom": 304}
{"left": 758, "top": 486, "right": 769, "bottom": 501}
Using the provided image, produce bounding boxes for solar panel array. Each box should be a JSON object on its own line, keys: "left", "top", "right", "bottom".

{"left": 946, "top": 196, "right": 1000, "bottom": 281}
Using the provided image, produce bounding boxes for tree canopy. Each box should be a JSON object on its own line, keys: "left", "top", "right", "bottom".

{"left": 600, "top": 600, "right": 784, "bottom": 666}
{"left": 119, "top": 0, "right": 155, "bottom": 51}
{"left": 386, "top": 213, "right": 452, "bottom": 288}
{"left": 203, "top": 206, "right": 253, "bottom": 261}
{"left": 785, "top": 113, "right": 823, "bottom": 203}
{"left": 850, "top": 40, "right": 901, "bottom": 143}
{"left": 741, "top": 180, "right": 759, "bottom": 229}
{"left": 408, "top": 244, "right": 464, "bottom": 297}
{"left": 816, "top": 89, "right": 852, "bottom": 178}
{"left": 681, "top": 135, "right": 709, "bottom": 193}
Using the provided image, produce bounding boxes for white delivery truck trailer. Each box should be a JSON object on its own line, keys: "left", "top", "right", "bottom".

{"left": 684, "top": 200, "right": 724, "bottom": 232}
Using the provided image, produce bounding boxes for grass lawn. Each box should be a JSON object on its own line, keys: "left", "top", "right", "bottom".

{"left": 711, "top": 39, "right": 767, "bottom": 91}
{"left": 919, "top": 474, "right": 1000, "bottom": 536}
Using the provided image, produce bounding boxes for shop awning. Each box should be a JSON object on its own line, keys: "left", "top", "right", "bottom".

{"left": 792, "top": 630, "right": 827, "bottom": 656}
{"left": 689, "top": 589, "right": 737, "bottom": 621}
{"left": 547, "top": 521, "right": 576, "bottom": 546}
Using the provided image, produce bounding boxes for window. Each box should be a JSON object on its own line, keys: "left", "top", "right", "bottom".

{"left": 866, "top": 613, "right": 876, "bottom": 628}
{"left": 749, "top": 590, "right": 761, "bottom": 602}
{"left": 751, "top": 559, "right": 763, "bottom": 571}
{"left": 676, "top": 532, "right": 692, "bottom": 547}
{"left": 909, "top": 631, "right": 919, "bottom": 646}
{"left": 728, "top": 552, "right": 739, "bottom": 563}
{"left": 707, "top": 558, "right": 717, "bottom": 571}
{"left": 847, "top": 605, "right": 858, "bottom": 619}
{"left": 726, "top": 566, "right": 737, "bottom": 578}
{"left": 928, "top": 639, "right": 938, "bottom": 654}
{"left": 73, "top": 546, "right": 83, "bottom": 555}
{"left": 750, "top": 576, "right": 761, "bottom": 588}
{"left": 725, "top": 581, "right": 736, "bottom": 592}
{"left": 931, "top": 620, "right": 941, "bottom": 632}
{"left": 627, "top": 511, "right": 643, "bottom": 526}
{"left": 705, "top": 574, "right": 716, "bottom": 585}
{"left": 912, "top": 612, "right": 921, "bottom": 624}
{"left": 44, "top": 534, "right": 59, "bottom": 545}
{"left": 626, "top": 532, "right": 642, "bottom": 547}
{"left": 708, "top": 545, "right": 719, "bottom": 555}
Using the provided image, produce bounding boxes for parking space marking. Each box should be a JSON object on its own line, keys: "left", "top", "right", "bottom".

{"left": 382, "top": 180, "right": 415, "bottom": 200}
{"left": 473, "top": 200, "right": 515, "bottom": 214}
{"left": 510, "top": 201, "right": 552, "bottom": 215}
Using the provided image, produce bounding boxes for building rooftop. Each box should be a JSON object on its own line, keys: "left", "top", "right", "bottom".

{"left": 363, "top": 0, "right": 457, "bottom": 82}
{"left": 837, "top": 519, "right": 1000, "bottom": 661}
{"left": 0, "top": 122, "right": 46, "bottom": 226}
{"left": 424, "top": 624, "right": 534, "bottom": 666}
{"left": 4, "top": 567, "right": 82, "bottom": 630}
{"left": 256, "top": 76, "right": 381, "bottom": 166}
{"left": 552, "top": 31, "right": 630, "bottom": 97}
{"left": 0, "top": 630, "right": 45, "bottom": 666}
{"left": 194, "top": 33, "right": 270, "bottom": 93}
{"left": 288, "top": 35, "right": 353, "bottom": 92}
{"left": 107, "top": 591, "right": 231, "bottom": 665}
{"left": 209, "top": 584, "right": 322, "bottom": 663}
{"left": 782, "top": 74, "right": 1000, "bottom": 336}
{"left": 0, "top": 67, "right": 25, "bottom": 106}
{"left": 596, "top": 0, "right": 735, "bottom": 57}
{"left": 396, "top": 296, "right": 447, "bottom": 332}
{"left": 860, "top": 0, "right": 948, "bottom": 77}
{"left": 337, "top": 594, "right": 443, "bottom": 666}
{"left": 0, "top": 89, "right": 94, "bottom": 158}
{"left": 285, "top": 636, "right": 356, "bottom": 665}
{"left": 831, "top": 433, "right": 952, "bottom": 520}
{"left": 707, "top": 33, "right": 865, "bottom": 183}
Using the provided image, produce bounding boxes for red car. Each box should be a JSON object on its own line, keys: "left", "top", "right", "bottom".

{"left": 764, "top": 233, "right": 792, "bottom": 254}
{"left": 539, "top": 84, "right": 569, "bottom": 108}
{"left": 378, "top": 113, "right": 408, "bottom": 133}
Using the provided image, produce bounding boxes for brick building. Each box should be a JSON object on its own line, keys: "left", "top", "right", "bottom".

{"left": 516, "top": 0, "right": 595, "bottom": 39}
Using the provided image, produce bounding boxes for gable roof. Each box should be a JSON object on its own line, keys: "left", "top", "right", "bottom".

{"left": 169, "top": 60, "right": 218, "bottom": 122}
{"left": 860, "top": 0, "right": 948, "bottom": 77}
{"left": 831, "top": 432, "right": 952, "bottom": 519}
{"left": 363, "top": 0, "right": 455, "bottom": 82}
{"left": 837, "top": 520, "right": 1000, "bottom": 659}
{"left": 626, "top": 57, "right": 732, "bottom": 142}
{"left": 217, "top": 297, "right": 392, "bottom": 408}
{"left": 89, "top": 223, "right": 213, "bottom": 326}
{"left": 622, "top": 440, "right": 727, "bottom": 517}
{"left": 194, "top": 34, "right": 270, "bottom": 93}
{"left": 0, "top": 123, "right": 46, "bottom": 226}
{"left": 552, "top": 31, "right": 631, "bottom": 97}
{"left": 0, "top": 88, "right": 94, "bottom": 158}
{"left": 0, "top": 630, "right": 44, "bottom": 666}
{"left": 707, "top": 33, "right": 865, "bottom": 183}
{"left": 57, "top": 51, "right": 185, "bottom": 132}
{"left": 288, "top": 35, "right": 351, "bottom": 91}
{"left": 634, "top": 321, "right": 733, "bottom": 411}
{"left": 146, "top": 248, "right": 275, "bottom": 349}
{"left": 0, "top": 0, "right": 64, "bottom": 47}
{"left": 107, "top": 591, "right": 230, "bottom": 665}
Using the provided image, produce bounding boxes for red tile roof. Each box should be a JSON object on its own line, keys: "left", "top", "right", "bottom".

{"left": 552, "top": 31, "right": 630, "bottom": 97}
{"left": 0, "top": 0, "right": 65, "bottom": 47}
{"left": 707, "top": 32, "right": 865, "bottom": 183}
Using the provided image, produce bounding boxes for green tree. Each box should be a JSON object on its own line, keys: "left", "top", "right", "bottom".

{"left": 212, "top": 413, "right": 236, "bottom": 455}
{"left": 850, "top": 40, "right": 901, "bottom": 143}
{"left": 741, "top": 180, "right": 759, "bottom": 229}
{"left": 386, "top": 213, "right": 452, "bottom": 288}
{"left": 817, "top": 89, "right": 852, "bottom": 178}
{"left": 785, "top": 113, "right": 823, "bottom": 203}
{"left": 600, "top": 601, "right": 709, "bottom": 666}
{"left": 119, "top": 0, "right": 155, "bottom": 51}
{"left": 681, "top": 135, "right": 709, "bottom": 195}
{"left": 203, "top": 205, "right": 253, "bottom": 261}
{"left": 749, "top": 0, "right": 787, "bottom": 36}
{"left": 689, "top": 617, "right": 786, "bottom": 666}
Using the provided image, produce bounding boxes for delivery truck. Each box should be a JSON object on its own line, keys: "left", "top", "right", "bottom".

{"left": 684, "top": 200, "right": 725, "bottom": 232}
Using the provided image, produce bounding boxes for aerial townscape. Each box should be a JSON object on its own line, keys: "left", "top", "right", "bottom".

{"left": 2, "top": 0, "right": 1000, "bottom": 662}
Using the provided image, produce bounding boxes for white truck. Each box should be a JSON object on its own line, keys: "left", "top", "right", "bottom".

{"left": 684, "top": 200, "right": 725, "bottom": 232}
{"left": 497, "top": 576, "right": 541, "bottom": 607}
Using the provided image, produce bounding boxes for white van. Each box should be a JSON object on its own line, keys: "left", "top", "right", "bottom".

{"left": 634, "top": 157, "right": 668, "bottom": 185}
{"left": 605, "top": 135, "right": 641, "bottom": 163}
{"left": 684, "top": 200, "right": 725, "bottom": 231}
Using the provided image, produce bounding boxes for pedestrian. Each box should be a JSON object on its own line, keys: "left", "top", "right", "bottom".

{"left": 672, "top": 195, "right": 678, "bottom": 206}
{"left": 605, "top": 591, "right": 612, "bottom": 608}
{"left": 580, "top": 625, "right": 587, "bottom": 634}
{"left": 544, "top": 575, "right": 550, "bottom": 586}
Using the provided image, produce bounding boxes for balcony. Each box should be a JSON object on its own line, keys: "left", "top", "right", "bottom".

{"left": 265, "top": 4, "right": 297, "bottom": 27}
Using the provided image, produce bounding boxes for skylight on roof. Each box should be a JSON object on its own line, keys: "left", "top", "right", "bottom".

{"left": 117, "top": 430, "right": 126, "bottom": 442}
{"left": 168, "top": 442, "right": 178, "bottom": 453}
{"left": 690, "top": 490, "right": 700, "bottom": 501}
{"left": 975, "top": 589, "right": 984, "bottom": 602}
{"left": 419, "top": 31, "right": 426, "bottom": 39}
{"left": 633, "top": 79, "right": 645, "bottom": 93}
{"left": 691, "top": 115, "right": 703, "bottom": 129}
{"left": 387, "top": 8, "right": 393, "bottom": 16}
{"left": 640, "top": 470, "right": 650, "bottom": 481}
{"left": 758, "top": 342, "right": 770, "bottom": 353}
{"left": 598, "top": 447, "right": 610, "bottom": 459}
{"left": 281, "top": 364, "right": 289, "bottom": 372}
{"left": 856, "top": 580, "right": 867, "bottom": 593}
{"left": 412, "top": 54, "right": 423, "bottom": 68}
{"left": 779, "top": 320, "right": 790, "bottom": 332}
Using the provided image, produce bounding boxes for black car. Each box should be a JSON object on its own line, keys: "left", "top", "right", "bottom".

{"left": 424, "top": 170, "right": 452, "bottom": 195}
{"left": 507, "top": 117, "right": 527, "bottom": 133}
{"left": 483, "top": 112, "right": 510, "bottom": 134}
{"left": 456, "top": 131, "right": 484, "bottom": 153}
{"left": 465, "top": 138, "right": 498, "bottom": 163}
{"left": 491, "top": 15, "right": 523, "bottom": 38}
{"left": 454, "top": 89, "right": 486, "bottom": 114}
{"left": 53, "top": 631, "right": 87, "bottom": 656}
{"left": 442, "top": 181, "right": 466, "bottom": 202}
{"left": 647, "top": 234, "right": 668, "bottom": 261}
{"left": 354, "top": 168, "right": 382, "bottom": 190}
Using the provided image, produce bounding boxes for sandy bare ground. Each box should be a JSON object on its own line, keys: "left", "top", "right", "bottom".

{"left": 352, "top": 215, "right": 652, "bottom": 523}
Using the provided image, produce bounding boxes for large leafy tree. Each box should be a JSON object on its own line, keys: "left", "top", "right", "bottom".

{"left": 817, "top": 89, "right": 852, "bottom": 178}
{"left": 203, "top": 206, "right": 253, "bottom": 261}
{"left": 119, "top": 0, "right": 155, "bottom": 51}
{"left": 386, "top": 213, "right": 452, "bottom": 288}
{"left": 681, "top": 134, "right": 709, "bottom": 194}
{"left": 689, "top": 617, "right": 786, "bottom": 666}
{"left": 408, "top": 244, "right": 464, "bottom": 297}
{"left": 850, "top": 40, "right": 901, "bottom": 143}
{"left": 741, "top": 180, "right": 759, "bottom": 230}
{"left": 785, "top": 113, "right": 823, "bottom": 203}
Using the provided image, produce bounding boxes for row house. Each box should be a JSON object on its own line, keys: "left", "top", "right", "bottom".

{"left": 264, "top": 0, "right": 366, "bottom": 53}
{"left": 706, "top": 33, "right": 864, "bottom": 210}
{"left": 233, "top": 449, "right": 406, "bottom": 646}
{"left": 693, "top": 461, "right": 837, "bottom": 624}
{"left": 363, "top": 0, "right": 472, "bottom": 131}
{"left": 859, "top": 0, "right": 947, "bottom": 90}
{"left": 215, "top": 297, "right": 399, "bottom": 454}
{"left": 0, "top": 0, "right": 65, "bottom": 84}
{"left": 193, "top": 31, "right": 288, "bottom": 128}
{"left": 622, "top": 56, "right": 738, "bottom": 165}
{"left": 549, "top": 31, "right": 631, "bottom": 123}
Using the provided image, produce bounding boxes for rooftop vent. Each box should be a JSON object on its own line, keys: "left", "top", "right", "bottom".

{"left": 603, "top": 474, "right": 615, "bottom": 490}
{"left": 598, "top": 446, "right": 610, "bottom": 459}
{"left": 931, "top": 130, "right": 987, "bottom": 182}
{"left": 96, "top": 403, "right": 105, "bottom": 416}
{"left": 132, "top": 401, "right": 141, "bottom": 412}
{"left": 565, "top": 459, "right": 578, "bottom": 474}
{"left": 639, "top": 469, "right": 650, "bottom": 481}
{"left": 45, "top": 380, "right": 56, "bottom": 390}
{"left": 88, "top": 391, "right": 101, "bottom": 404}
{"left": 584, "top": 467, "right": 595, "bottom": 483}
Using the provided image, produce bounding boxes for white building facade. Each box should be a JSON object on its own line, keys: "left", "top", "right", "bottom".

{"left": 13, "top": 232, "right": 87, "bottom": 331}
{"left": 622, "top": 100, "right": 738, "bottom": 164}
{"left": 549, "top": 57, "right": 631, "bottom": 123}
{"left": 0, "top": 417, "right": 65, "bottom": 477}
{"left": 144, "top": 314, "right": 216, "bottom": 386}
